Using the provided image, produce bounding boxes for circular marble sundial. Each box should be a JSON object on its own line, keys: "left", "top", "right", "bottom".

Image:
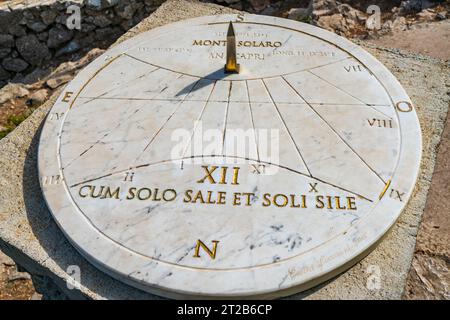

{"left": 38, "top": 14, "right": 422, "bottom": 299}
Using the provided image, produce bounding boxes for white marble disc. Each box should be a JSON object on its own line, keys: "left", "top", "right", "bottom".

{"left": 38, "top": 14, "right": 422, "bottom": 299}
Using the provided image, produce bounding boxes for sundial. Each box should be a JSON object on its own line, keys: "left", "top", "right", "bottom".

{"left": 38, "top": 14, "right": 422, "bottom": 299}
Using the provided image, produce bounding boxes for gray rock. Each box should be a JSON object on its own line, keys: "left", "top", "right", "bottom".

{"left": 392, "top": 16, "right": 408, "bottom": 31}
{"left": 95, "top": 26, "right": 122, "bottom": 40}
{"left": 46, "top": 73, "right": 74, "bottom": 89}
{"left": 0, "top": 66, "right": 10, "bottom": 81}
{"left": 115, "top": 2, "right": 143, "bottom": 20}
{"left": 7, "top": 24, "right": 26, "bottom": 37}
{"left": 47, "top": 25, "right": 74, "bottom": 48}
{"left": 436, "top": 11, "right": 447, "bottom": 20}
{"left": 288, "top": 7, "right": 312, "bottom": 21}
{"left": 0, "top": 34, "right": 14, "bottom": 48}
{"left": 87, "top": 0, "right": 119, "bottom": 10}
{"left": 27, "top": 21, "right": 48, "bottom": 32}
{"left": 398, "top": 0, "right": 430, "bottom": 16}
{"left": 0, "top": 82, "right": 29, "bottom": 104}
{"left": 40, "top": 10, "right": 57, "bottom": 25}
{"left": 0, "top": 48, "right": 11, "bottom": 58}
{"left": 81, "top": 23, "right": 97, "bottom": 33}
{"left": 16, "top": 35, "right": 51, "bottom": 66}
{"left": 2, "top": 57, "right": 29, "bottom": 72}
{"left": 37, "top": 32, "right": 49, "bottom": 42}
{"left": 312, "top": 0, "right": 339, "bottom": 18}
{"left": 417, "top": 9, "right": 437, "bottom": 22}
{"left": 93, "top": 15, "right": 112, "bottom": 27}
{"left": 317, "top": 13, "right": 348, "bottom": 34}
{"left": 27, "top": 89, "right": 49, "bottom": 107}
{"left": 8, "top": 270, "right": 32, "bottom": 281}
{"left": 0, "top": 251, "right": 15, "bottom": 266}
{"left": 248, "top": 0, "right": 272, "bottom": 12}
{"left": 337, "top": 3, "right": 366, "bottom": 22}
{"left": 55, "top": 14, "right": 70, "bottom": 25}
{"left": 21, "top": 68, "right": 50, "bottom": 86}
{"left": 55, "top": 40, "right": 81, "bottom": 57}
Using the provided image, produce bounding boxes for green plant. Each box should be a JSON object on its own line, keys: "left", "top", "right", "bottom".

{"left": 0, "top": 108, "right": 35, "bottom": 140}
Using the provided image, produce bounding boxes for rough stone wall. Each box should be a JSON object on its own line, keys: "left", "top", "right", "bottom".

{"left": 0, "top": 0, "right": 165, "bottom": 87}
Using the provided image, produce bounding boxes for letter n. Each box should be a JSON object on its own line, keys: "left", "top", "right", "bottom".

{"left": 193, "top": 240, "right": 219, "bottom": 259}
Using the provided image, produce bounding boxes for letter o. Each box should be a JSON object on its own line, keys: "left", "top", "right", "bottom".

{"left": 163, "top": 189, "right": 177, "bottom": 201}
{"left": 274, "top": 194, "right": 288, "bottom": 207}
{"left": 137, "top": 188, "right": 152, "bottom": 200}
{"left": 396, "top": 101, "right": 413, "bottom": 112}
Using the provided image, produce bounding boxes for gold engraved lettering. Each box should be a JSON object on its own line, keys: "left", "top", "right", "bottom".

{"left": 219, "top": 167, "right": 228, "bottom": 184}
{"left": 347, "top": 197, "right": 357, "bottom": 210}
{"left": 335, "top": 196, "right": 346, "bottom": 210}
{"left": 193, "top": 39, "right": 281, "bottom": 48}
{"left": 193, "top": 239, "right": 220, "bottom": 259}
{"left": 62, "top": 91, "right": 73, "bottom": 103}
{"left": 192, "top": 190, "right": 206, "bottom": 204}
{"left": 233, "top": 192, "right": 241, "bottom": 206}
{"left": 197, "top": 166, "right": 240, "bottom": 185}
{"left": 326, "top": 196, "right": 333, "bottom": 209}
{"left": 274, "top": 194, "right": 289, "bottom": 207}
{"left": 232, "top": 167, "right": 240, "bottom": 185}
{"left": 197, "top": 166, "right": 218, "bottom": 184}
{"left": 217, "top": 191, "right": 227, "bottom": 205}
{"left": 396, "top": 101, "right": 413, "bottom": 113}
{"left": 290, "top": 194, "right": 301, "bottom": 208}
{"left": 316, "top": 195, "right": 325, "bottom": 209}
{"left": 379, "top": 180, "right": 391, "bottom": 200}
{"left": 102, "top": 187, "right": 120, "bottom": 199}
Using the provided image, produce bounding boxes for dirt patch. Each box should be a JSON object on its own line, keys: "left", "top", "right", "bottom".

{"left": 368, "top": 20, "right": 450, "bottom": 60}
{"left": 0, "top": 251, "right": 37, "bottom": 300}
{"left": 403, "top": 88, "right": 450, "bottom": 300}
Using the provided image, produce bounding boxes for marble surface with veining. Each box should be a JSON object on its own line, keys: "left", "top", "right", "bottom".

{"left": 34, "top": 11, "right": 423, "bottom": 298}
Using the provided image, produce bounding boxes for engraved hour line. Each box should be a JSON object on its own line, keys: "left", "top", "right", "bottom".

{"left": 62, "top": 107, "right": 143, "bottom": 170}
{"left": 307, "top": 70, "right": 394, "bottom": 120}
{"left": 281, "top": 75, "right": 387, "bottom": 185}
{"left": 67, "top": 54, "right": 123, "bottom": 110}
{"left": 63, "top": 70, "right": 185, "bottom": 170}
{"left": 69, "top": 155, "right": 373, "bottom": 202}
{"left": 138, "top": 77, "right": 202, "bottom": 158}
{"left": 221, "top": 81, "right": 233, "bottom": 156}
{"left": 245, "top": 80, "right": 261, "bottom": 162}
{"left": 124, "top": 51, "right": 354, "bottom": 82}
{"left": 261, "top": 78, "right": 312, "bottom": 176}
{"left": 78, "top": 66, "right": 161, "bottom": 106}
{"left": 181, "top": 80, "right": 217, "bottom": 159}
{"left": 71, "top": 96, "right": 391, "bottom": 107}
